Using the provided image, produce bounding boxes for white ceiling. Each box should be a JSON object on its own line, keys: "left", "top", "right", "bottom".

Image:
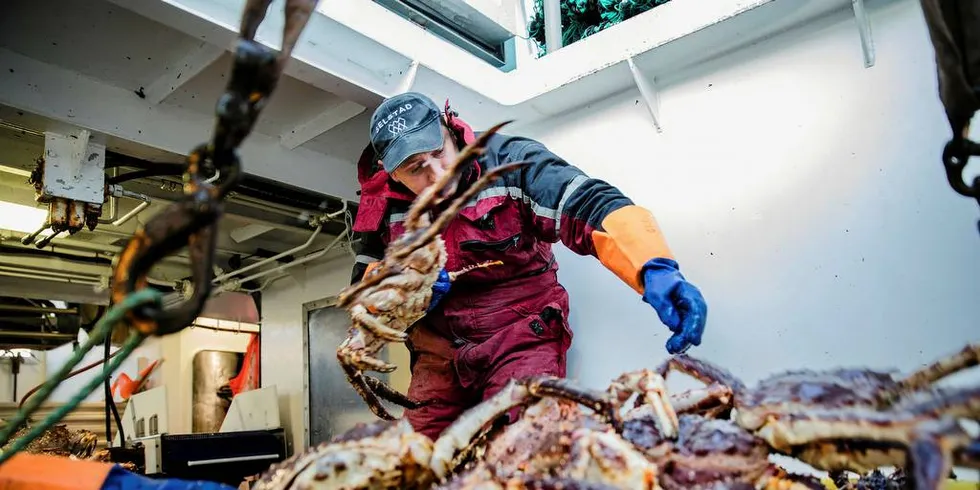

{"left": 0, "top": 0, "right": 364, "bottom": 310}
{"left": 0, "top": 0, "right": 376, "bottom": 196}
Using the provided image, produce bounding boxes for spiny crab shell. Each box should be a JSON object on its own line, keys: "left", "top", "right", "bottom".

{"left": 252, "top": 418, "right": 436, "bottom": 490}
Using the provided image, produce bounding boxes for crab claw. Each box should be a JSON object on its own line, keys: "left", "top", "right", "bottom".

{"left": 607, "top": 369, "right": 679, "bottom": 439}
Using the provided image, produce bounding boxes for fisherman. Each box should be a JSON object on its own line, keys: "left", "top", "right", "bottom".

{"left": 350, "top": 92, "right": 708, "bottom": 440}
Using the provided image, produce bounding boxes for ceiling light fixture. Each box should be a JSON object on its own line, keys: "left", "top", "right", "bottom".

{"left": 0, "top": 200, "right": 50, "bottom": 236}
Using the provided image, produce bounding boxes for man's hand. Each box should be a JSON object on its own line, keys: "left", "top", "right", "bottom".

{"left": 640, "top": 258, "right": 707, "bottom": 354}
{"left": 427, "top": 268, "right": 451, "bottom": 313}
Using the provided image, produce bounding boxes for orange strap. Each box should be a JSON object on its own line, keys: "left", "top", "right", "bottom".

{"left": 591, "top": 205, "right": 674, "bottom": 295}
{"left": 0, "top": 453, "right": 113, "bottom": 490}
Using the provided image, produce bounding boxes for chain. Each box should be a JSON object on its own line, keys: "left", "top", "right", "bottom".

{"left": 0, "top": 0, "right": 321, "bottom": 464}
{"left": 111, "top": 0, "right": 320, "bottom": 336}
{"left": 942, "top": 135, "right": 980, "bottom": 233}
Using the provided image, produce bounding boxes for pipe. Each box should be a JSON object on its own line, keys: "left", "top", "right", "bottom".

{"left": 189, "top": 323, "right": 258, "bottom": 334}
{"left": 229, "top": 193, "right": 316, "bottom": 219}
{"left": 216, "top": 229, "right": 346, "bottom": 293}
{"left": 0, "top": 243, "right": 112, "bottom": 266}
{"left": 0, "top": 330, "right": 77, "bottom": 340}
{"left": 0, "top": 121, "right": 43, "bottom": 137}
{"left": 0, "top": 261, "right": 105, "bottom": 281}
{"left": 98, "top": 169, "right": 120, "bottom": 225}
{"left": 0, "top": 305, "right": 79, "bottom": 315}
{"left": 544, "top": 0, "right": 562, "bottom": 54}
{"left": 112, "top": 199, "right": 150, "bottom": 227}
{"left": 212, "top": 224, "right": 323, "bottom": 284}
{"left": 0, "top": 270, "right": 102, "bottom": 286}
{"left": 241, "top": 274, "right": 288, "bottom": 293}
{"left": 1, "top": 231, "right": 186, "bottom": 266}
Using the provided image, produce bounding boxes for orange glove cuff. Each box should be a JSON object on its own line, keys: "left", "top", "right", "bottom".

{"left": 591, "top": 205, "right": 675, "bottom": 294}
{"left": 0, "top": 453, "right": 114, "bottom": 490}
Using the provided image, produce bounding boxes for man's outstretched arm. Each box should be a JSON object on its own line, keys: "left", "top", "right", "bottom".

{"left": 505, "top": 137, "right": 708, "bottom": 354}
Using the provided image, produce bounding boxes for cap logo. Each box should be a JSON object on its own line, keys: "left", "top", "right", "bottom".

{"left": 374, "top": 102, "right": 414, "bottom": 134}
{"left": 387, "top": 117, "right": 407, "bottom": 135}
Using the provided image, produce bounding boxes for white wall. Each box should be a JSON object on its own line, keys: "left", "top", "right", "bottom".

{"left": 0, "top": 332, "right": 163, "bottom": 406}
{"left": 0, "top": 356, "right": 45, "bottom": 404}
{"left": 519, "top": 0, "right": 980, "bottom": 392}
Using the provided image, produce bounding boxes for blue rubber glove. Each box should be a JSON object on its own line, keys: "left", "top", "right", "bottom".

{"left": 427, "top": 268, "right": 451, "bottom": 313}
{"left": 101, "top": 465, "right": 237, "bottom": 489}
{"left": 641, "top": 258, "right": 707, "bottom": 354}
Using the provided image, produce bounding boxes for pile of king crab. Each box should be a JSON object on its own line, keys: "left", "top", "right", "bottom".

{"left": 250, "top": 341, "right": 979, "bottom": 490}
{"left": 254, "top": 124, "right": 977, "bottom": 490}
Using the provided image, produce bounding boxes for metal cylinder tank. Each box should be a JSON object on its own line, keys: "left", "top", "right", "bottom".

{"left": 191, "top": 350, "right": 242, "bottom": 433}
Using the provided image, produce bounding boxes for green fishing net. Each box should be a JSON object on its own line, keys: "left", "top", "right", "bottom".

{"left": 526, "top": 0, "right": 674, "bottom": 57}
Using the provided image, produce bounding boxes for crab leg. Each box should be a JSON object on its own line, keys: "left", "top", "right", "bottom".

{"left": 338, "top": 337, "right": 398, "bottom": 373}
{"left": 901, "top": 385, "right": 980, "bottom": 420}
{"left": 430, "top": 376, "right": 618, "bottom": 480}
{"left": 363, "top": 374, "right": 430, "bottom": 410}
{"left": 394, "top": 161, "right": 530, "bottom": 262}
{"left": 879, "top": 343, "right": 980, "bottom": 405}
{"left": 655, "top": 354, "right": 748, "bottom": 399}
{"left": 337, "top": 265, "right": 400, "bottom": 308}
{"left": 349, "top": 305, "right": 408, "bottom": 342}
{"left": 401, "top": 121, "right": 513, "bottom": 231}
{"left": 907, "top": 419, "right": 974, "bottom": 490}
{"left": 668, "top": 383, "right": 733, "bottom": 418}
{"left": 607, "top": 370, "right": 678, "bottom": 438}
{"left": 431, "top": 378, "right": 532, "bottom": 479}
{"left": 340, "top": 361, "right": 398, "bottom": 421}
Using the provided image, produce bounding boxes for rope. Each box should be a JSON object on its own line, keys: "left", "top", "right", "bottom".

{"left": 526, "top": 0, "right": 674, "bottom": 57}
{"left": 0, "top": 288, "right": 161, "bottom": 463}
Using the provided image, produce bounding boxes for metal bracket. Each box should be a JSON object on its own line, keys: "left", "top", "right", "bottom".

{"left": 627, "top": 57, "right": 662, "bottom": 132}
{"left": 40, "top": 129, "right": 106, "bottom": 204}
{"left": 852, "top": 0, "right": 875, "bottom": 68}
{"left": 396, "top": 60, "right": 420, "bottom": 94}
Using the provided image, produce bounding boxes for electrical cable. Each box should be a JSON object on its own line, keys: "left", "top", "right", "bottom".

{"left": 104, "top": 326, "right": 125, "bottom": 448}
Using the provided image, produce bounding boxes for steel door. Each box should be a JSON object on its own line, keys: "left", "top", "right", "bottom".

{"left": 305, "top": 303, "right": 396, "bottom": 445}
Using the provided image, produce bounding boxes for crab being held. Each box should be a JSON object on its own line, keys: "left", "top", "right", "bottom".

{"left": 250, "top": 374, "right": 621, "bottom": 490}
{"left": 335, "top": 122, "right": 526, "bottom": 421}
{"left": 654, "top": 343, "right": 980, "bottom": 490}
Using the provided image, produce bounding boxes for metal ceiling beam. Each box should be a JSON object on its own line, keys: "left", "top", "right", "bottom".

{"left": 0, "top": 276, "right": 109, "bottom": 305}
{"left": 0, "top": 305, "right": 78, "bottom": 315}
{"left": 280, "top": 99, "right": 366, "bottom": 150}
{"left": 143, "top": 41, "right": 226, "bottom": 104}
{"left": 0, "top": 47, "right": 361, "bottom": 202}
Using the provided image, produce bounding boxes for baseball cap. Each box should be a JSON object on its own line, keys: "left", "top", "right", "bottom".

{"left": 369, "top": 92, "right": 445, "bottom": 174}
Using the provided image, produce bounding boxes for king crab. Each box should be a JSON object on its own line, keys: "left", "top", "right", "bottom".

{"left": 653, "top": 343, "right": 980, "bottom": 490}
{"left": 335, "top": 122, "right": 525, "bottom": 421}
{"left": 621, "top": 403, "right": 824, "bottom": 490}
{"left": 250, "top": 375, "right": 628, "bottom": 489}
{"left": 434, "top": 372, "right": 668, "bottom": 490}
{"left": 0, "top": 423, "right": 98, "bottom": 460}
